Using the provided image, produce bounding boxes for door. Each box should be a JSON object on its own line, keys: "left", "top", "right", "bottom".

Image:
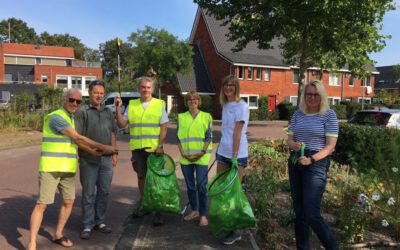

{"left": 268, "top": 95, "right": 276, "bottom": 111}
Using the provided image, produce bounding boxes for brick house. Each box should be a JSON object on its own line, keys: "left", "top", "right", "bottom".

{"left": 0, "top": 42, "right": 102, "bottom": 96}
{"left": 176, "top": 8, "right": 378, "bottom": 118}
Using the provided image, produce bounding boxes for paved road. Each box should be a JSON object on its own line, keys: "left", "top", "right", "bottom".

{"left": 0, "top": 121, "right": 287, "bottom": 250}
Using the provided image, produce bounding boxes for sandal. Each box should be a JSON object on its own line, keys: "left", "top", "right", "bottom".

{"left": 199, "top": 216, "right": 208, "bottom": 226}
{"left": 53, "top": 236, "right": 73, "bottom": 248}
{"left": 183, "top": 211, "right": 199, "bottom": 221}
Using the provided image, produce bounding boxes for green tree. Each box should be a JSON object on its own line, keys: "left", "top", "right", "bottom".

{"left": 194, "top": 0, "right": 396, "bottom": 103}
{"left": 38, "top": 32, "right": 86, "bottom": 59}
{"left": 0, "top": 18, "right": 38, "bottom": 43}
{"left": 392, "top": 64, "right": 400, "bottom": 81}
{"left": 99, "top": 39, "right": 135, "bottom": 79}
{"left": 84, "top": 47, "right": 100, "bottom": 62}
{"left": 128, "top": 26, "right": 193, "bottom": 84}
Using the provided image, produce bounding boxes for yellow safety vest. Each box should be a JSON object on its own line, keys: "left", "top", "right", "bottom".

{"left": 128, "top": 98, "right": 164, "bottom": 151}
{"left": 178, "top": 111, "right": 212, "bottom": 165}
{"left": 39, "top": 109, "right": 78, "bottom": 173}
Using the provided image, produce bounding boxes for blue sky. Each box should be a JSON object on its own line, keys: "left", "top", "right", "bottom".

{"left": 1, "top": 0, "right": 399, "bottom": 67}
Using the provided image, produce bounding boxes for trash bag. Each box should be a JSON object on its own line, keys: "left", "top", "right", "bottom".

{"left": 207, "top": 167, "right": 257, "bottom": 237}
{"left": 140, "top": 153, "right": 181, "bottom": 214}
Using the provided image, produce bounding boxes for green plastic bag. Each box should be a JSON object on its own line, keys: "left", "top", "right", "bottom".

{"left": 207, "top": 167, "right": 257, "bottom": 237}
{"left": 140, "top": 154, "right": 181, "bottom": 214}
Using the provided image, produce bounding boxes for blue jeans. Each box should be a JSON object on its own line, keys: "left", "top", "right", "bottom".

{"left": 288, "top": 151, "right": 338, "bottom": 250}
{"left": 79, "top": 156, "right": 113, "bottom": 229}
{"left": 181, "top": 164, "right": 208, "bottom": 216}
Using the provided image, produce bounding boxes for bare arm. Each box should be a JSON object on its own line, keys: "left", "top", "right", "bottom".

{"left": 298, "top": 136, "right": 337, "bottom": 165}
{"left": 61, "top": 127, "right": 115, "bottom": 155}
{"left": 111, "top": 132, "right": 118, "bottom": 167}
{"left": 288, "top": 134, "right": 302, "bottom": 152}
{"left": 232, "top": 121, "right": 244, "bottom": 158}
{"left": 155, "top": 123, "right": 167, "bottom": 155}
{"left": 115, "top": 96, "right": 128, "bottom": 128}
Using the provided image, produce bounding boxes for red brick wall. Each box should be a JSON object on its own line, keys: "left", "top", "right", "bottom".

{"left": 35, "top": 65, "right": 102, "bottom": 87}
{"left": 193, "top": 14, "right": 231, "bottom": 118}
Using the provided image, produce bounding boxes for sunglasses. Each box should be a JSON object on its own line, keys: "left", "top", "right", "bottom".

{"left": 68, "top": 98, "right": 82, "bottom": 105}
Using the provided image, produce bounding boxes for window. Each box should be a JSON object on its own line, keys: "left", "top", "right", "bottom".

{"left": 329, "top": 72, "right": 342, "bottom": 86}
{"left": 56, "top": 76, "right": 68, "bottom": 89}
{"left": 35, "top": 58, "right": 42, "bottom": 65}
{"left": 361, "top": 76, "right": 371, "bottom": 87}
{"left": 72, "top": 76, "right": 82, "bottom": 89}
{"left": 293, "top": 69, "right": 300, "bottom": 84}
{"left": 247, "top": 67, "right": 253, "bottom": 80}
{"left": 264, "top": 68, "right": 270, "bottom": 81}
{"left": 66, "top": 59, "right": 72, "bottom": 67}
{"left": 41, "top": 74, "right": 48, "bottom": 83}
{"left": 240, "top": 95, "right": 259, "bottom": 109}
{"left": 328, "top": 97, "right": 341, "bottom": 105}
{"left": 290, "top": 96, "right": 298, "bottom": 106}
{"left": 256, "top": 68, "right": 261, "bottom": 80}
{"left": 349, "top": 74, "right": 354, "bottom": 87}
{"left": 358, "top": 98, "right": 372, "bottom": 104}
{"left": 238, "top": 66, "right": 244, "bottom": 79}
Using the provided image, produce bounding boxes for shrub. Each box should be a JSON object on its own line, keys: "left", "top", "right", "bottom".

{"left": 249, "top": 109, "right": 258, "bottom": 121}
{"left": 277, "top": 102, "right": 296, "bottom": 121}
{"left": 257, "top": 97, "right": 269, "bottom": 120}
{"left": 333, "top": 123, "right": 400, "bottom": 175}
{"left": 331, "top": 104, "right": 347, "bottom": 120}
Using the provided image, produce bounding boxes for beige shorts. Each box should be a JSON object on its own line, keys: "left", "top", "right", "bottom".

{"left": 37, "top": 172, "right": 76, "bottom": 204}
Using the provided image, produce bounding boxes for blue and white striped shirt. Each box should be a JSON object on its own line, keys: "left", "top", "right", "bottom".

{"left": 288, "top": 109, "right": 339, "bottom": 151}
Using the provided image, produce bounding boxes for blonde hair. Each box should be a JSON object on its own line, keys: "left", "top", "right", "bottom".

{"left": 299, "top": 80, "right": 329, "bottom": 115}
{"left": 219, "top": 75, "right": 241, "bottom": 106}
{"left": 184, "top": 91, "right": 202, "bottom": 107}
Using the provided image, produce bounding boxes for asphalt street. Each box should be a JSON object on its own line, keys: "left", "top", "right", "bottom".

{"left": 0, "top": 121, "right": 287, "bottom": 250}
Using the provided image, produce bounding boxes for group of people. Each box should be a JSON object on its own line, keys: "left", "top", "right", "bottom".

{"left": 27, "top": 75, "right": 340, "bottom": 250}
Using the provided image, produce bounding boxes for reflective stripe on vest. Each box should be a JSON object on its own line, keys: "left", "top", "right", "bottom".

{"left": 178, "top": 111, "right": 212, "bottom": 165}
{"left": 128, "top": 98, "right": 164, "bottom": 150}
{"left": 39, "top": 109, "right": 78, "bottom": 173}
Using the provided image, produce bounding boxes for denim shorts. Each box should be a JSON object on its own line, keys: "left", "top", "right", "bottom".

{"left": 216, "top": 153, "right": 248, "bottom": 168}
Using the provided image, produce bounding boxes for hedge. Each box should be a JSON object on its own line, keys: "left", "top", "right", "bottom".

{"left": 333, "top": 123, "right": 400, "bottom": 175}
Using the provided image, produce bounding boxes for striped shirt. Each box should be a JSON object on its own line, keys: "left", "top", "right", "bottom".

{"left": 288, "top": 109, "right": 339, "bottom": 151}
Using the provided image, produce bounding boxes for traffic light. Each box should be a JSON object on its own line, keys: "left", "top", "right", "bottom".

{"left": 116, "top": 37, "right": 121, "bottom": 52}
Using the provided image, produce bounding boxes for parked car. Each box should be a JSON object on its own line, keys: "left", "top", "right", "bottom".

{"left": 348, "top": 109, "right": 400, "bottom": 129}
{"left": 0, "top": 99, "right": 10, "bottom": 109}
{"left": 102, "top": 92, "right": 140, "bottom": 114}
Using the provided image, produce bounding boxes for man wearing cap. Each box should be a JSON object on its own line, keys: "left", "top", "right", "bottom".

{"left": 28, "top": 88, "right": 115, "bottom": 250}
{"left": 75, "top": 80, "right": 118, "bottom": 239}
{"left": 115, "top": 76, "right": 168, "bottom": 226}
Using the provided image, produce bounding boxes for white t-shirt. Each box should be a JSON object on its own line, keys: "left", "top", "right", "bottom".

{"left": 217, "top": 100, "right": 249, "bottom": 158}
{"left": 123, "top": 100, "right": 169, "bottom": 124}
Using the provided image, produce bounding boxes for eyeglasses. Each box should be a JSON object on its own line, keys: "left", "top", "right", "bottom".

{"left": 68, "top": 98, "right": 82, "bottom": 105}
{"left": 224, "top": 84, "right": 236, "bottom": 87}
{"left": 305, "top": 93, "right": 320, "bottom": 98}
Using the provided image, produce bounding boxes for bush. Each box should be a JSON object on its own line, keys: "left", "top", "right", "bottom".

{"left": 249, "top": 109, "right": 258, "bottom": 121}
{"left": 333, "top": 123, "right": 400, "bottom": 175}
{"left": 277, "top": 102, "right": 296, "bottom": 121}
{"left": 257, "top": 97, "right": 269, "bottom": 120}
{"left": 331, "top": 104, "right": 347, "bottom": 120}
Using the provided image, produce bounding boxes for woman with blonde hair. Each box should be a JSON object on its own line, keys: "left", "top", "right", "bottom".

{"left": 216, "top": 75, "right": 249, "bottom": 245}
{"left": 177, "top": 91, "right": 212, "bottom": 226}
{"left": 287, "top": 80, "right": 339, "bottom": 249}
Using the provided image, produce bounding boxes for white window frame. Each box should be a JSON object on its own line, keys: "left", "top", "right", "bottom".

{"left": 328, "top": 97, "right": 341, "bottom": 105}
{"left": 264, "top": 68, "right": 271, "bottom": 81}
{"left": 289, "top": 96, "right": 298, "bottom": 106}
{"left": 41, "top": 74, "right": 48, "bottom": 83}
{"left": 361, "top": 76, "right": 371, "bottom": 87}
{"left": 240, "top": 94, "right": 259, "bottom": 109}
{"left": 238, "top": 66, "right": 244, "bottom": 79}
{"left": 247, "top": 67, "right": 253, "bottom": 80}
{"left": 357, "top": 97, "right": 372, "bottom": 104}
{"left": 35, "top": 58, "right": 42, "bottom": 65}
{"left": 329, "top": 72, "right": 342, "bottom": 86}
{"left": 256, "top": 67, "right": 261, "bottom": 80}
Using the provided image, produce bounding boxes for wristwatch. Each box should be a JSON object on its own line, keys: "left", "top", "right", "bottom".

{"left": 201, "top": 149, "right": 206, "bottom": 154}
{"left": 158, "top": 145, "right": 163, "bottom": 149}
{"left": 310, "top": 156, "right": 315, "bottom": 164}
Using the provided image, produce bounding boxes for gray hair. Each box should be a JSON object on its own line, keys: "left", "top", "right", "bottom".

{"left": 138, "top": 77, "right": 155, "bottom": 88}
{"left": 63, "top": 88, "right": 82, "bottom": 99}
